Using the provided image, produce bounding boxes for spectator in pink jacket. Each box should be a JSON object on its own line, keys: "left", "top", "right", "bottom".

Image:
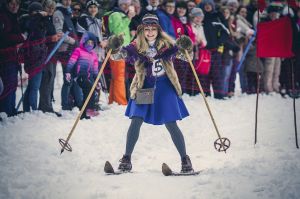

{"left": 171, "top": 1, "right": 195, "bottom": 43}
{"left": 171, "top": 1, "right": 196, "bottom": 95}
{"left": 65, "top": 31, "right": 99, "bottom": 119}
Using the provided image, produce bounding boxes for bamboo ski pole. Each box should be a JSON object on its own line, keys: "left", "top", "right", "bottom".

{"left": 59, "top": 49, "right": 112, "bottom": 154}
{"left": 184, "top": 50, "right": 230, "bottom": 152}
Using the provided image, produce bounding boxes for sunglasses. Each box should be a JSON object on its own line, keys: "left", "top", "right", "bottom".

{"left": 73, "top": 8, "right": 81, "bottom": 12}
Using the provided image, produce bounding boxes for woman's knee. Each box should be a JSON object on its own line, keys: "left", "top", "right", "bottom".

{"left": 131, "top": 117, "right": 144, "bottom": 125}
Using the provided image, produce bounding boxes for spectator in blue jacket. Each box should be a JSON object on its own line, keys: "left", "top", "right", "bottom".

{"left": 156, "top": 0, "right": 176, "bottom": 39}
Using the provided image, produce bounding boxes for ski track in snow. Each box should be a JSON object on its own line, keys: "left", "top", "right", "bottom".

{"left": 0, "top": 92, "right": 300, "bottom": 199}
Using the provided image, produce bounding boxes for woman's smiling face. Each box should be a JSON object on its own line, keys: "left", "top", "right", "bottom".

{"left": 144, "top": 26, "right": 158, "bottom": 42}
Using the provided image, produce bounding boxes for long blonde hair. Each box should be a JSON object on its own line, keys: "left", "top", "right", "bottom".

{"left": 135, "top": 25, "right": 175, "bottom": 55}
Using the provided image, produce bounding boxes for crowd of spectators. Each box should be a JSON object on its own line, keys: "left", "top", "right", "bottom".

{"left": 0, "top": 0, "right": 299, "bottom": 120}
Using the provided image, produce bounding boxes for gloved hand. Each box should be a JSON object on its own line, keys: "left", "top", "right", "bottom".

{"left": 65, "top": 73, "right": 71, "bottom": 82}
{"left": 108, "top": 34, "right": 124, "bottom": 53}
{"left": 176, "top": 35, "right": 193, "bottom": 53}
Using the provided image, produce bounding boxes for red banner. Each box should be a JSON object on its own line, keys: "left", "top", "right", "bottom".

{"left": 257, "top": 16, "right": 294, "bottom": 58}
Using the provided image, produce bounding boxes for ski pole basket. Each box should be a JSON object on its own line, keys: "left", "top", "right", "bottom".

{"left": 214, "top": 138, "right": 231, "bottom": 152}
{"left": 59, "top": 138, "right": 72, "bottom": 152}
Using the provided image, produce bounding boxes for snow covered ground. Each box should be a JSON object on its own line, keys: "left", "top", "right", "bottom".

{"left": 0, "top": 70, "right": 300, "bottom": 199}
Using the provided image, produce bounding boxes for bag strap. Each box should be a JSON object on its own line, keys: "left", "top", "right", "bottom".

{"left": 153, "top": 69, "right": 157, "bottom": 90}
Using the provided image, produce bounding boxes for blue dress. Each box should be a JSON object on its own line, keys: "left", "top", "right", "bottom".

{"left": 125, "top": 75, "right": 189, "bottom": 125}
{"left": 122, "top": 43, "right": 189, "bottom": 125}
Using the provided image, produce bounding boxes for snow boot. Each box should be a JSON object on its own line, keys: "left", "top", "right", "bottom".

{"left": 54, "top": 111, "right": 62, "bottom": 117}
{"left": 181, "top": 155, "right": 194, "bottom": 173}
{"left": 80, "top": 111, "right": 90, "bottom": 120}
{"left": 118, "top": 155, "right": 132, "bottom": 171}
{"left": 86, "top": 108, "right": 99, "bottom": 117}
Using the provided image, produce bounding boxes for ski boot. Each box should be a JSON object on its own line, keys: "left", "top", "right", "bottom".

{"left": 181, "top": 155, "right": 194, "bottom": 173}
{"left": 118, "top": 155, "right": 132, "bottom": 172}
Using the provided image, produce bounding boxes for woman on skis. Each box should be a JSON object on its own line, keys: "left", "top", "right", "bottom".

{"left": 108, "top": 14, "right": 195, "bottom": 173}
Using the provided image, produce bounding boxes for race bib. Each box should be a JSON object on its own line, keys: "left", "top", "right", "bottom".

{"left": 152, "top": 59, "right": 165, "bottom": 76}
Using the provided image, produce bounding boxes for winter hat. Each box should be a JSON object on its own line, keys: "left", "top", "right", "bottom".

{"left": 200, "top": 0, "right": 215, "bottom": 11}
{"left": 28, "top": 2, "right": 43, "bottom": 13}
{"left": 190, "top": 8, "right": 204, "bottom": 17}
{"left": 142, "top": 14, "right": 159, "bottom": 26}
{"left": 86, "top": 0, "right": 99, "bottom": 8}
{"left": 118, "top": 0, "right": 132, "bottom": 5}
{"left": 137, "top": 14, "right": 160, "bottom": 32}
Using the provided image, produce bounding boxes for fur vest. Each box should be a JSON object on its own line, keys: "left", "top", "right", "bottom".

{"left": 111, "top": 42, "right": 193, "bottom": 99}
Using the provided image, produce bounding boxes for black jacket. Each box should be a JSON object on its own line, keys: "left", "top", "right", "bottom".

{"left": 0, "top": 6, "right": 24, "bottom": 62}
{"left": 202, "top": 11, "right": 229, "bottom": 50}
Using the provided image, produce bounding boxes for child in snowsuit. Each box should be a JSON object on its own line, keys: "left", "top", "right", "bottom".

{"left": 65, "top": 31, "right": 99, "bottom": 119}
{"left": 108, "top": 14, "right": 195, "bottom": 173}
